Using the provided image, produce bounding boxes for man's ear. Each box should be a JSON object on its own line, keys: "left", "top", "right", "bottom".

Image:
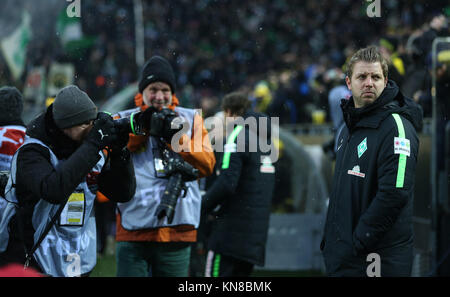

{"left": 345, "top": 76, "right": 352, "bottom": 91}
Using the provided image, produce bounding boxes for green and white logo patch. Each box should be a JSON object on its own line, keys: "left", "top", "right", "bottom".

{"left": 357, "top": 137, "right": 368, "bottom": 158}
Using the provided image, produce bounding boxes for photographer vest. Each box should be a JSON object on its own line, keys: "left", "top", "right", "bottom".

{"left": 116, "top": 106, "right": 202, "bottom": 230}
{"left": 0, "top": 138, "right": 104, "bottom": 276}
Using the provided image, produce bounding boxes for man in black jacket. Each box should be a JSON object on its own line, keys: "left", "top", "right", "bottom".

{"left": 202, "top": 92, "right": 275, "bottom": 277}
{"left": 0, "top": 85, "right": 136, "bottom": 276}
{"left": 321, "top": 46, "right": 423, "bottom": 277}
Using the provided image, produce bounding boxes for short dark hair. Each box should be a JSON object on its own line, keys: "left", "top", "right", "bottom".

{"left": 346, "top": 46, "right": 388, "bottom": 80}
{"left": 221, "top": 92, "right": 250, "bottom": 116}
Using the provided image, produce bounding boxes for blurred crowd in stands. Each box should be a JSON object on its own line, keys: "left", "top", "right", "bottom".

{"left": 0, "top": 0, "right": 449, "bottom": 124}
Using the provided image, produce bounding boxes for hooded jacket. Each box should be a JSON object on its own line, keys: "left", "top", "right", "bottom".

{"left": 321, "top": 80, "right": 423, "bottom": 276}
{"left": 203, "top": 110, "right": 275, "bottom": 266}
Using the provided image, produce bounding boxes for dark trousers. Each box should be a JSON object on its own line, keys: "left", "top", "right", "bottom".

{"left": 116, "top": 241, "right": 192, "bottom": 277}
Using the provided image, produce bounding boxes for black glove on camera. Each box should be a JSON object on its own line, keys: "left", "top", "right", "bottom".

{"left": 85, "top": 112, "right": 117, "bottom": 149}
{"left": 111, "top": 120, "right": 131, "bottom": 151}
{"left": 136, "top": 106, "right": 157, "bottom": 132}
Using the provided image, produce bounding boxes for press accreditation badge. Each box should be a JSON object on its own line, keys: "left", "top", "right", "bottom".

{"left": 60, "top": 191, "right": 86, "bottom": 226}
{"left": 152, "top": 147, "right": 168, "bottom": 178}
{"left": 394, "top": 137, "right": 410, "bottom": 157}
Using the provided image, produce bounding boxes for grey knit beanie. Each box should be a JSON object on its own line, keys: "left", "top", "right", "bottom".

{"left": 0, "top": 86, "right": 23, "bottom": 124}
{"left": 53, "top": 85, "right": 98, "bottom": 129}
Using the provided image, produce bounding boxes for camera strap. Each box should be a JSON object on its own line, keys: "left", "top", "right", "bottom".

{"left": 23, "top": 198, "right": 67, "bottom": 269}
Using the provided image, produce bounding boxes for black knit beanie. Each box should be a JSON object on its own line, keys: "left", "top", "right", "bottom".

{"left": 138, "top": 56, "right": 176, "bottom": 93}
{"left": 52, "top": 85, "right": 98, "bottom": 129}
{"left": 0, "top": 86, "right": 23, "bottom": 124}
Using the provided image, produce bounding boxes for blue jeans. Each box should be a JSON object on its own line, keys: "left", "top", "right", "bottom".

{"left": 116, "top": 241, "right": 191, "bottom": 277}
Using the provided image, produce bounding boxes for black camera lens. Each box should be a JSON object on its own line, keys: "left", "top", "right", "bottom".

{"left": 113, "top": 112, "right": 144, "bottom": 136}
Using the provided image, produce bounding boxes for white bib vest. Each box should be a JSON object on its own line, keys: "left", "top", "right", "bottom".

{"left": 116, "top": 106, "right": 202, "bottom": 230}
{"left": 0, "top": 138, "right": 104, "bottom": 276}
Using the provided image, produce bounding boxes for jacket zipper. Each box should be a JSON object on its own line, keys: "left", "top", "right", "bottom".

{"left": 331, "top": 131, "right": 352, "bottom": 240}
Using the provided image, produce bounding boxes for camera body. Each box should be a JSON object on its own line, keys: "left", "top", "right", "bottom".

{"left": 113, "top": 112, "right": 145, "bottom": 137}
{"left": 154, "top": 143, "right": 199, "bottom": 224}
{"left": 149, "top": 108, "right": 184, "bottom": 140}
{"left": 113, "top": 107, "right": 183, "bottom": 141}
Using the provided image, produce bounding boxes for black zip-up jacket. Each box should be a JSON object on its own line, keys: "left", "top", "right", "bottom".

{"left": 202, "top": 111, "right": 275, "bottom": 266}
{"left": 0, "top": 106, "right": 136, "bottom": 267}
{"left": 321, "top": 80, "right": 423, "bottom": 276}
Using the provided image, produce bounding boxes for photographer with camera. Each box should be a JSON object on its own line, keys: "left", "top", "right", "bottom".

{"left": 0, "top": 85, "right": 136, "bottom": 276}
{"left": 114, "top": 55, "right": 215, "bottom": 277}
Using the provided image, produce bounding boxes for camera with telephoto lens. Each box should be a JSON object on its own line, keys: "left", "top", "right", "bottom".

{"left": 154, "top": 149, "right": 199, "bottom": 224}
{"left": 113, "top": 112, "right": 145, "bottom": 137}
{"left": 113, "top": 108, "right": 184, "bottom": 142}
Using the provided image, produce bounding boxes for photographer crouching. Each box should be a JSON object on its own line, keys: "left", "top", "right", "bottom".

{"left": 0, "top": 85, "right": 136, "bottom": 276}
{"left": 114, "top": 55, "right": 215, "bottom": 277}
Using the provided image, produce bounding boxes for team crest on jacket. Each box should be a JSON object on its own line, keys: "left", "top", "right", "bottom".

{"left": 260, "top": 156, "right": 275, "bottom": 173}
{"left": 357, "top": 137, "right": 367, "bottom": 158}
{"left": 347, "top": 165, "right": 365, "bottom": 178}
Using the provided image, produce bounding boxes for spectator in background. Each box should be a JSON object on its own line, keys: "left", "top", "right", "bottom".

{"left": 266, "top": 70, "right": 300, "bottom": 124}
{"left": 379, "top": 36, "right": 406, "bottom": 88}
{"left": 2, "top": 1, "right": 447, "bottom": 122}
{"left": 401, "top": 28, "right": 429, "bottom": 100}
{"left": 406, "top": 13, "right": 449, "bottom": 117}
{"left": 251, "top": 81, "right": 272, "bottom": 113}
{"left": 202, "top": 92, "right": 275, "bottom": 277}
{"left": 415, "top": 13, "right": 449, "bottom": 68}
{"left": 199, "top": 92, "right": 220, "bottom": 119}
